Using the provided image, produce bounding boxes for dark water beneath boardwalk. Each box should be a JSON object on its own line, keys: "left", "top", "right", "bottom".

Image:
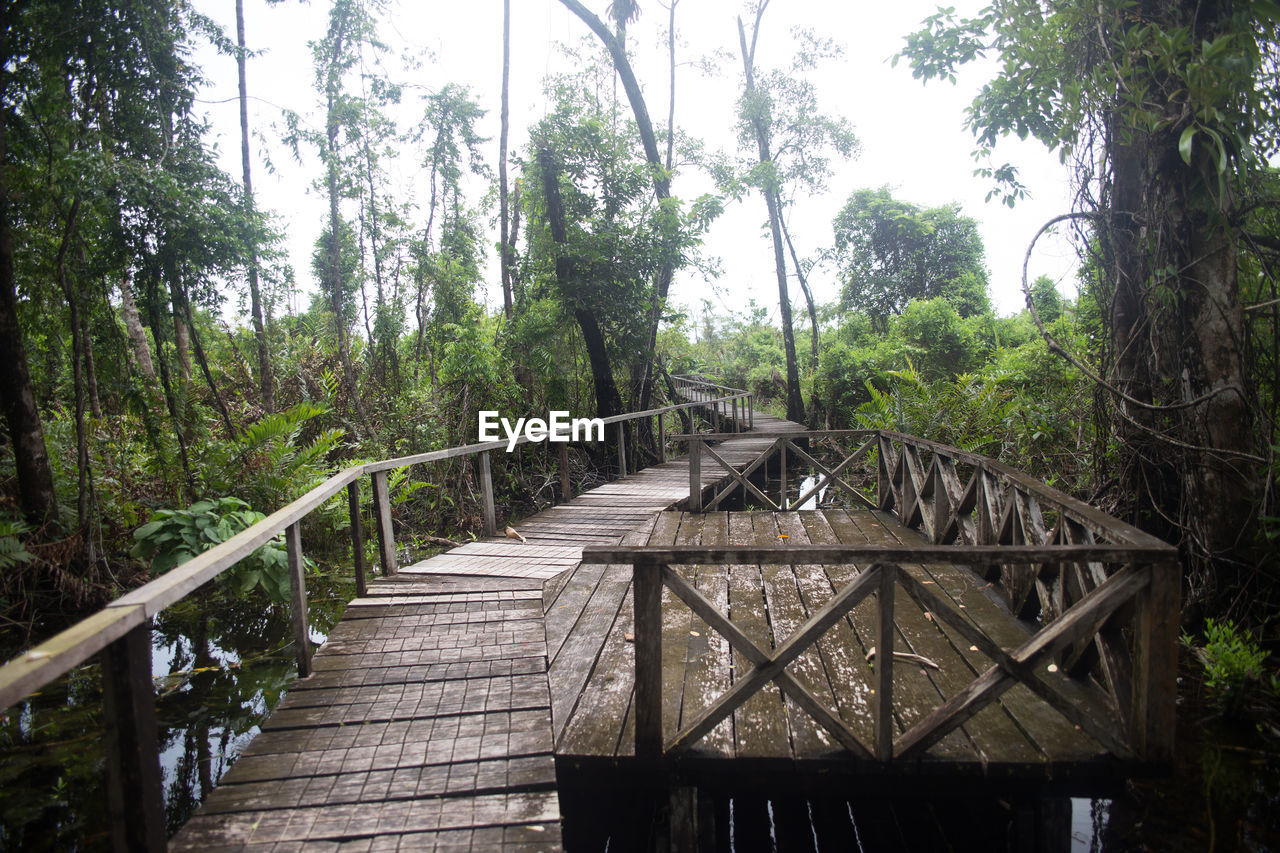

{"left": 0, "top": 567, "right": 355, "bottom": 850}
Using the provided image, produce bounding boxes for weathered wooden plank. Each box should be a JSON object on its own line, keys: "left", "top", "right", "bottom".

{"left": 1131, "top": 561, "right": 1180, "bottom": 762}
{"left": 633, "top": 555, "right": 664, "bottom": 758}
{"left": 895, "top": 566, "right": 1148, "bottom": 757}
{"left": 820, "top": 510, "right": 978, "bottom": 762}
{"left": 581, "top": 543, "right": 1174, "bottom": 566}
{"left": 678, "top": 512, "right": 735, "bottom": 756}
{"left": 725, "top": 512, "right": 790, "bottom": 758}
{"left": 751, "top": 513, "right": 835, "bottom": 757}
{"left": 555, "top": 582, "right": 637, "bottom": 758}
{"left": 789, "top": 513, "right": 877, "bottom": 743}
{"left": 170, "top": 791, "right": 562, "bottom": 849}
{"left": 371, "top": 469, "right": 398, "bottom": 576}
{"left": 198, "top": 754, "right": 558, "bottom": 814}
{"left": 101, "top": 623, "right": 165, "bottom": 853}
{"left": 890, "top": 527, "right": 1116, "bottom": 760}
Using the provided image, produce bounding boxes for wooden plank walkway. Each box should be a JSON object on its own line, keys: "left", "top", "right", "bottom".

{"left": 553, "top": 508, "right": 1124, "bottom": 790}
{"left": 170, "top": 413, "right": 799, "bottom": 851}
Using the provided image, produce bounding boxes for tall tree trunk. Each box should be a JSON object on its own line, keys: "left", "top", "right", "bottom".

{"left": 235, "top": 0, "right": 274, "bottom": 412}
{"left": 118, "top": 270, "right": 156, "bottom": 378}
{"left": 1103, "top": 3, "right": 1257, "bottom": 587}
{"left": 168, "top": 274, "right": 192, "bottom": 381}
{"left": 55, "top": 198, "right": 95, "bottom": 564}
{"left": 539, "top": 147, "right": 622, "bottom": 419}
{"left": 780, "top": 215, "right": 819, "bottom": 372}
{"left": 144, "top": 266, "right": 194, "bottom": 497}
{"left": 82, "top": 295, "right": 102, "bottom": 419}
{"left": 498, "top": 0, "right": 514, "bottom": 317}
{"left": 559, "top": 0, "right": 674, "bottom": 417}
{"left": 665, "top": 0, "right": 677, "bottom": 172}
{"left": 178, "top": 277, "right": 238, "bottom": 439}
{"left": 324, "top": 18, "right": 371, "bottom": 435}
{"left": 0, "top": 117, "right": 58, "bottom": 527}
{"left": 1110, "top": 151, "right": 1255, "bottom": 564}
{"left": 738, "top": 8, "right": 804, "bottom": 423}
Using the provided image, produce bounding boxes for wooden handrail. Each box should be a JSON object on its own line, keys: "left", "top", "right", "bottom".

{"left": 0, "top": 382, "right": 750, "bottom": 851}
{"left": 0, "top": 386, "right": 751, "bottom": 713}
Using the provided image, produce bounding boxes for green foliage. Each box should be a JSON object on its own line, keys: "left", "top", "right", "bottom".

{"left": 130, "top": 497, "right": 298, "bottom": 601}
{"left": 834, "top": 187, "right": 991, "bottom": 324}
{"left": 1186, "top": 619, "right": 1277, "bottom": 713}
{"left": 1028, "top": 275, "right": 1064, "bottom": 323}
{"left": 898, "top": 0, "right": 1280, "bottom": 204}
{"left": 0, "top": 518, "right": 33, "bottom": 572}
{"left": 195, "top": 401, "right": 346, "bottom": 517}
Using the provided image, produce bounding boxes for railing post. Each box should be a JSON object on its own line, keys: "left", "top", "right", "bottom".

{"left": 617, "top": 421, "right": 628, "bottom": 478}
{"left": 634, "top": 557, "right": 663, "bottom": 758}
{"left": 658, "top": 411, "right": 666, "bottom": 463}
{"left": 749, "top": 394, "right": 754, "bottom": 429}
{"left": 347, "top": 480, "right": 367, "bottom": 598}
{"left": 559, "top": 442, "right": 571, "bottom": 503}
{"left": 101, "top": 623, "right": 165, "bottom": 853}
{"left": 780, "top": 439, "right": 788, "bottom": 510}
{"left": 876, "top": 434, "right": 895, "bottom": 511}
{"left": 689, "top": 439, "right": 703, "bottom": 512}
{"left": 371, "top": 469, "right": 398, "bottom": 575}
{"left": 479, "top": 450, "right": 497, "bottom": 538}
{"left": 286, "top": 521, "right": 312, "bottom": 677}
{"left": 875, "top": 564, "right": 895, "bottom": 761}
{"left": 1131, "top": 560, "right": 1180, "bottom": 763}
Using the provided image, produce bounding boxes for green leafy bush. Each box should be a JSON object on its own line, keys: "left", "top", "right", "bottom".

{"left": 0, "top": 517, "right": 32, "bottom": 572}
{"left": 130, "top": 497, "right": 297, "bottom": 601}
{"left": 1188, "top": 619, "right": 1276, "bottom": 713}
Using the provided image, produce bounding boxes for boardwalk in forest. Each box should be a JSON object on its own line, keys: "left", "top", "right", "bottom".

{"left": 170, "top": 413, "right": 799, "bottom": 851}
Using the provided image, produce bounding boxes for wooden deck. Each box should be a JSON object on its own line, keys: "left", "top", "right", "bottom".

{"left": 552, "top": 508, "right": 1128, "bottom": 791}
{"left": 170, "top": 414, "right": 799, "bottom": 851}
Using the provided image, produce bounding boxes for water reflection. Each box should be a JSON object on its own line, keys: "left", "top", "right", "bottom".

{"left": 0, "top": 568, "right": 354, "bottom": 849}
{"left": 793, "top": 474, "right": 827, "bottom": 510}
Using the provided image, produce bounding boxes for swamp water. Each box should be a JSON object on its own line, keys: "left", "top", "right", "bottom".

{"left": 0, "top": 567, "right": 356, "bottom": 850}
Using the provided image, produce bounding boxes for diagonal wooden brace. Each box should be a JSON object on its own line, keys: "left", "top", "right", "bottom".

{"left": 785, "top": 437, "right": 877, "bottom": 510}
{"left": 661, "top": 563, "right": 882, "bottom": 756}
{"left": 703, "top": 440, "right": 781, "bottom": 510}
{"left": 895, "top": 565, "right": 1148, "bottom": 757}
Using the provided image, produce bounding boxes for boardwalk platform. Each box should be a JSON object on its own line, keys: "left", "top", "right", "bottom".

{"left": 170, "top": 414, "right": 799, "bottom": 851}
{"left": 552, "top": 509, "right": 1122, "bottom": 789}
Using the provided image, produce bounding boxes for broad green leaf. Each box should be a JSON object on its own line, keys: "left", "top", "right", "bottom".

{"left": 1178, "top": 126, "right": 1196, "bottom": 165}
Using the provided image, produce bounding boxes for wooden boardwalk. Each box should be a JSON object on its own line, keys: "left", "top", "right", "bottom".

{"left": 553, "top": 509, "right": 1118, "bottom": 786}
{"left": 170, "top": 414, "right": 799, "bottom": 851}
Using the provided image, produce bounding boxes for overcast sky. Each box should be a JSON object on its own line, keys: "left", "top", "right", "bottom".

{"left": 191, "top": 0, "right": 1080, "bottom": 327}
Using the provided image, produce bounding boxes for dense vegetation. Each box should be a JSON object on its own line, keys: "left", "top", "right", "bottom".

{"left": 0, "top": 0, "right": 1277, "bottom": 695}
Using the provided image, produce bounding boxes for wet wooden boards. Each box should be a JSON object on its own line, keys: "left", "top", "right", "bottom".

{"left": 171, "top": 414, "right": 800, "bottom": 851}
{"left": 554, "top": 509, "right": 1130, "bottom": 792}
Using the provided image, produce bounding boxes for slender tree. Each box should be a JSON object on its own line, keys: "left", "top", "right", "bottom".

{"left": 736, "top": 2, "right": 802, "bottom": 422}
{"left": 558, "top": 0, "right": 677, "bottom": 417}
{"left": 235, "top": 0, "right": 275, "bottom": 411}
{"left": 498, "top": 0, "right": 514, "bottom": 318}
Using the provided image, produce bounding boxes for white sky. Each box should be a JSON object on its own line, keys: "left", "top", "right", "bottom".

{"left": 191, "top": 0, "right": 1080, "bottom": 327}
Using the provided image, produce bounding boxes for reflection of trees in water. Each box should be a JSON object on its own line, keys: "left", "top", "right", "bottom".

{"left": 1, "top": 567, "right": 354, "bottom": 846}
{"left": 153, "top": 591, "right": 299, "bottom": 832}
